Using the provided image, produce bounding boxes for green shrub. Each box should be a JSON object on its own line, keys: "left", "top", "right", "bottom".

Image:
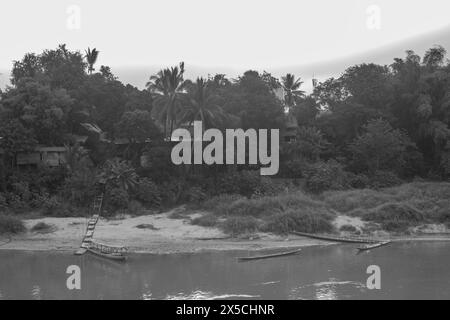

{"left": 185, "top": 186, "right": 207, "bottom": 203}
{"left": 41, "top": 197, "right": 83, "bottom": 217}
{"left": 135, "top": 223, "right": 159, "bottom": 230}
{"left": 305, "top": 160, "right": 350, "bottom": 193}
{"left": 217, "top": 197, "right": 281, "bottom": 217}
{"left": 239, "top": 170, "right": 263, "bottom": 197}
{"left": 35, "top": 166, "right": 69, "bottom": 194}
{"left": 381, "top": 220, "right": 411, "bottom": 232}
{"left": 31, "top": 222, "right": 53, "bottom": 233}
{"left": 107, "top": 188, "right": 129, "bottom": 211}
{"left": 348, "top": 118, "right": 414, "bottom": 175}
{"left": 216, "top": 170, "right": 279, "bottom": 198}
{"left": 385, "top": 182, "right": 450, "bottom": 202}
{"left": 3, "top": 192, "right": 28, "bottom": 213}
{"left": 324, "top": 183, "right": 450, "bottom": 230}
{"left": 62, "top": 168, "right": 97, "bottom": 207}
{"left": 42, "top": 197, "right": 63, "bottom": 216}
{"left": 369, "top": 170, "right": 403, "bottom": 189}
{"left": 7, "top": 167, "right": 68, "bottom": 202}
{"left": 28, "top": 193, "right": 50, "bottom": 209}
{"left": 253, "top": 177, "right": 286, "bottom": 197}
{"left": 348, "top": 173, "right": 370, "bottom": 189}
{"left": 323, "top": 189, "right": 396, "bottom": 213}
{"left": 0, "top": 214, "right": 26, "bottom": 234}
{"left": 0, "top": 193, "right": 7, "bottom": 210}
{"left": 363, "top": 202, "right": 425, "bottom": 223}
{"left": 441, "top": 152, "right": 450, "bottom": 178}
{"left": 281, "top": 159, "right": 307, "bottom": 179}
{"left": 200, "top": 194, "right": 244, "bottom": 212}
{"left": 158, "top": 179, "right": 181, "bottom": 206}
{"left": 11, "top": 181, "right": 32, "bottom": 201}
{"left": 135, "top": 178, "right": 161, "bottom": 208}
{"left": 222, "top": 216, "right": 260, "bottom": 235}
{"left": 216, "top": 171, "right": 242, "bottom": 195}
{"left": 263, "top": 209, "right": 334, "bottom": 235}
{"left": 214, "top": 191, "right": 327, "bottom": 217}
{"left": 435, "top": 208, "right": 450, "bottom": 223}
{"left": 127, "top": 200, "right": 145, "bottom": 215}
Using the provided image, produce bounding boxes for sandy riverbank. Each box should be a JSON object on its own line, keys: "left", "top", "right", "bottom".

{"left": 2, "top": 208, "right": 450, "bottom": 254}
{"left": 0, "top": 209, "right": 327, "bottom": 254}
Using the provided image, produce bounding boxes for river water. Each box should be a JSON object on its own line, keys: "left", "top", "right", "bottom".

{"left": 0, "top": 242, "right": 448, "bottom": 300}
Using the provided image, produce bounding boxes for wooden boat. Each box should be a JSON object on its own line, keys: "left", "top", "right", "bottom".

{"left": 238, "top": 249, "right": 301, "bottom": 261}
{"left": 87, "top": 249, "right": 127, "bottom": 261}
{"left": 87, "top": 241, "right": 128, "bottom": 262}
{"left": 291, "top": 231, "right": 380, "bottom": 244}
{"left": 357, "top": 241, "right": 391, "bottom": 252}
{"left": 74, "top": 195, "right": 129, "bottom": 261}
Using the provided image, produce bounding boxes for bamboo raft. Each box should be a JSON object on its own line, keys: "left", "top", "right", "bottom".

{"left": 291, "top": 231, "right": 382, "bottom": 244}
{"left": 238, "top": 249, "right": 302, "bottom": 261}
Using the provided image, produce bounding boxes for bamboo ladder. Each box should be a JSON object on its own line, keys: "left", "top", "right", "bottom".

{"left": 74, "top": 194, "right": 104, "bottom": 255}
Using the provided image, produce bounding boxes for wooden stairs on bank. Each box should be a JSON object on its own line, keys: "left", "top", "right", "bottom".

{"left": 74, "top": 195, "right": 104, "bottom": 255}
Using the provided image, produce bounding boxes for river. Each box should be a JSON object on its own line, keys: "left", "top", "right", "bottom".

{"left": 0, "top": 241, "right": 448, "bottom": 300}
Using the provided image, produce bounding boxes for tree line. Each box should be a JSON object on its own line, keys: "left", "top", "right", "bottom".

{"left": 0, "top": 44, "right": 449, "bottom": 215}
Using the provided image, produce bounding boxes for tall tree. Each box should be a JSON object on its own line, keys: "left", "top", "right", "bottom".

{"left": 223, "top": 71, "right": 284, "bottom": 130}
{"left": 146, "top": 62, "right": 186, "bottom": 138}
{"left": 281, "top": 73, "right": 305, "bottom": 111}
{"left": 1, "top": 79, "right": 74, "bottom": 145}
{"left": 349, "top": 119, "right": 415, "bottom": 174}
{"left": 115, "top": 110, "right": 161, "bottom": 160}
{"left": 12, "top": 44, "right": 86, "bottom": 90}
{"left": 423, "top": 45, "right": 447, "bottom": 68}
{"left": 179, "top": 78, "right": 227, "bottom": 130}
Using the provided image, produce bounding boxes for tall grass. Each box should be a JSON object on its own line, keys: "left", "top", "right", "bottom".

{"left": 197, "top": 191, "right": 335, "bottom": 235}
{"left": 324, "top": 182, "right": 450, "bottom": 231}
{"left": 263, "top": 209, "right": 334, "bottom": 235}
{"left": 214, "top": 192, "right": 327, "bottom": 217}
{"left": 193, "top": 182, "right": 450, "bottom": 235}
{"left": 222, "top": 216, "right": 260, "bottom": 236}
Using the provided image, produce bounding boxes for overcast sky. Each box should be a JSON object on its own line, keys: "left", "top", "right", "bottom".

{"left": 1, "top": 0, "right": 450, "bottom": 69}
{"left": 1, "top": 0, "right": 450, "bottom": 91}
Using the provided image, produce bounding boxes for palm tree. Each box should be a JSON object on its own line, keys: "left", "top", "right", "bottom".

{"left": 179, "top": 78, "right": 227, "bottom": 130}
{"left": 85, "top": 48, "right": 100, "bottom": 74}
{"left": 146, "top": 62, "right": 186, "bottom": 138}
{"left": 281, "top": 73, "right": 305, "bottom": 112}
{"left": 97, "top": 158, "right": 138, "bottom": 191}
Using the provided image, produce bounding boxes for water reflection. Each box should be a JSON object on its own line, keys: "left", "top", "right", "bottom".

{"left": 1, "top": 242, "right": 450, "bottom": 299}
{"left": 165, "top": 290, "right": 260, "bottom": 300}
{"left": 31, "top": 285, "right": 42, "bottom": 300}
{"left": 252, "top": 281, "right": 281, "bottom": 286}
{"left": 289, "top": 279, "right": 365, "bottom": 300}
{"left": 142, "top": 282, "right": 153, "bottom": 300}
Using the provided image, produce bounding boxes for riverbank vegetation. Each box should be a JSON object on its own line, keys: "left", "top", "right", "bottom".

{"left": 193, "top": 182, "right": 450, "bottom": 235}
{"left": 0, "top": 214, "right": 25, "bottom": 235}
{"left": 1, "top": 44, "right": 450, "bottom": 236}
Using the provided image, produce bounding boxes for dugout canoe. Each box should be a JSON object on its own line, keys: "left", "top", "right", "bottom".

{"left": 237, "top": 249, "right": 301, "bottom": 261}
{"left": 357, "top": 241, "right": 391, "bottom": 252}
